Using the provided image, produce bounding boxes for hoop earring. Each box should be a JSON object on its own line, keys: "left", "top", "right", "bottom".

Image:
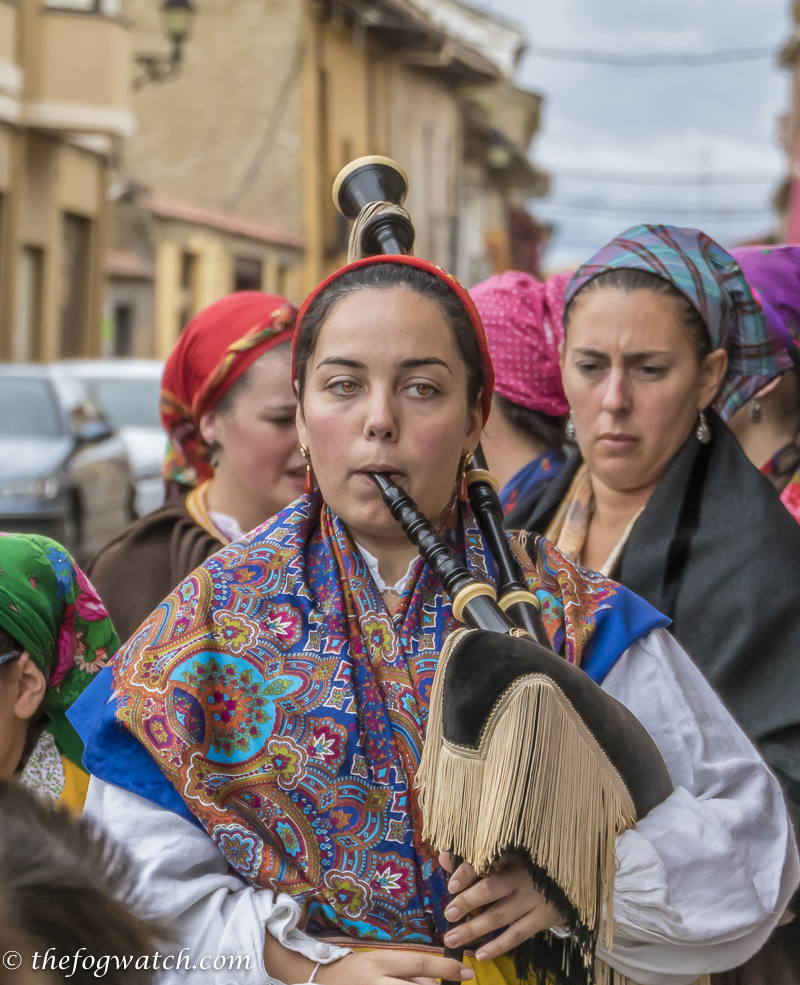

{"left": 300, "top": 444, "right": 315, "bottom": 495}
{"left": 696, "top": 411, "right": 712, "bottom": 444}
{"left": 749, "top": 400, "right": 762, "bottom": 424}
{"left": 565, "top": 411, "right": 576, "bottom": 440}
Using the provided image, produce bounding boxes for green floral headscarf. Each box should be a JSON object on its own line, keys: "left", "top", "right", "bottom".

{"left": 0, "top": 533, "right": 119, "bottom": 767}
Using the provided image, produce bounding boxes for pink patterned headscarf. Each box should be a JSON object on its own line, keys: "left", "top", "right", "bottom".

{"left": 470, "top": 270, "right": 571, "bottom": 417}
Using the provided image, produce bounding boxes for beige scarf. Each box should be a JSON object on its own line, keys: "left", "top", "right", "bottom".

{"left": 545, "top": 465, "right": 642, "bottom": 576}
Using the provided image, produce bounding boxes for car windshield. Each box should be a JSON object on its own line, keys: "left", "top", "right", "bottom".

{"left": 0, "top": 378, "right": 61, "bottom": 438}
{"left": 83, "top": 378, "right": 161, "bottom": 430}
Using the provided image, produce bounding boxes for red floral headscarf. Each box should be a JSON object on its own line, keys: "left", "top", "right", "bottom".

{"left": 161, "top": 291, "right": 296, "bottom": 496}
{"left": 293, "top": 255, "right": 495, "bottom": 423}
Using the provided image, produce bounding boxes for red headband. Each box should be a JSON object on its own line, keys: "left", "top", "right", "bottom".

{"left": 293, "top": 255, "right": 495, "bottom": 423}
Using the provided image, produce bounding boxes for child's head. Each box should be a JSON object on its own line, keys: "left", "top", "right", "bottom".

{"left": 0, "top": 780, "right": 166, "bottom": 983}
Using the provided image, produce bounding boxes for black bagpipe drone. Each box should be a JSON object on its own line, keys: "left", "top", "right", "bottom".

{"left": 333, "top": 157, "right": 674, "bottom": 985}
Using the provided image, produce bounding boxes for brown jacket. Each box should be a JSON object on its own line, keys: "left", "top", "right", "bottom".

{"left": 87, "top": 496, "right": 223, "bottom": 644}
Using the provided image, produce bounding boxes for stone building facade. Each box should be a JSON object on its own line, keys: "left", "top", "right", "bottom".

{"left": 0, "top": 0, "right": 132, "bottom": 361}
{"left": 112, "top": 0, "right": 548, "bottom": 358}
{"left": 0, "top": 0, "right": 549, "bottom": 360}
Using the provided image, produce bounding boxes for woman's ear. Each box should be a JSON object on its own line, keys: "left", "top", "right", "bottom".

{"left": 698, "top": 348, "right": 729, "bottom": 410}
{"left": 296, "top": 401, "right": 309, "bottom": 448}
{"left": 13, "top": 655, "right": 46, "bottom": 721}
{"left": 198, "top": 409, "right": 221, "bottom": 447}
{"left": 462, "top": 397, "right": 484, "bottom": 456}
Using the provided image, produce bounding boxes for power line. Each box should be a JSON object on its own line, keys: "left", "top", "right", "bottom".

{"left": 543, "top": 200, "right": 774, "bottom": 219}
{"left": 553, "top": 167, "right": 779, "bottom": 185}
{"left": 529, "top": 45, "right": 775, "bottom": 67}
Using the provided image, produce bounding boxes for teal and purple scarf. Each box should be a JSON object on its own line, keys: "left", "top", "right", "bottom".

{"left": 70, "top": 493, "right": 667, "bottom": 944}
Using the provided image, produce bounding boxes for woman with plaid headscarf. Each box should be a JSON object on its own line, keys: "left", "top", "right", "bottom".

{"left": 512, "top": 224, "right": 800, "bottom": 869}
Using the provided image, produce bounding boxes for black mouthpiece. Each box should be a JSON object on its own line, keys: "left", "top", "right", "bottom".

{"left": 370, "top": 473, "right": 473, "bottom": 600}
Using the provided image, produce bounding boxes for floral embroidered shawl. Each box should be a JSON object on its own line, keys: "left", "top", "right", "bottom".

{"left": 73, "top": 494, "right": 667, "bottom": 944}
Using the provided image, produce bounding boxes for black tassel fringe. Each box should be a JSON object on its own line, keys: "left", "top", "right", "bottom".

{"left": 511, "top": 854, "right": 599, "bottom": 985}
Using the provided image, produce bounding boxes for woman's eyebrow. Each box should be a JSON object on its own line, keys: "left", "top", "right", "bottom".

{"left": 315, "top": 357, "right": 366, "bottom": 370}
{"left": 625, "top": 350, "right": 672, "bottom": 360}
{"left": 572, "top": 348, "right": 671, "bottom": 359}
{"left": 573, "top": 348, "right": 608, "bottom": 358}
{"left": 398, "top": 357, "right": 452, "bottom": 374}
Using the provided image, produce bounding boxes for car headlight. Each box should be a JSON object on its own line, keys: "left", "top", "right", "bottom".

{"left": 0, "top": 477, "right": 60, "bottom": 501}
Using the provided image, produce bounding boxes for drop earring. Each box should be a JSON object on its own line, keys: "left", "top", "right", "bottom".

{"left": 749, "top": 400, "right": 762, "bottom": 424}
{"left": 696, "top": 411, "right": 711, "bottom": 444}
{"left": 566, "top": 411, "right": 576, "bottom": 440}
{"left": 458, "top": 456, "right": 468, "bottom": 502}
{"left": 300, "top": 444, "right": 315, "bottom": 495}
{"left": 210, "top": 444, "right": 220, "bottom": 470}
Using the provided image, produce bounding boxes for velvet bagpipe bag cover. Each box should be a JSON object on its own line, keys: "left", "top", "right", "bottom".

{"left": 417, "top": 625, "right": 674, "bottom": 985}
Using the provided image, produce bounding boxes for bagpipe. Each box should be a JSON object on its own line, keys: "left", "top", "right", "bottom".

{"left": 333, "top": 157, "right": 674, "bottom": 984}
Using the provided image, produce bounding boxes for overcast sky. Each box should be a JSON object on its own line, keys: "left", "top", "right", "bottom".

{"left": 476, "top": 0, "right": 794, "bottom": 270}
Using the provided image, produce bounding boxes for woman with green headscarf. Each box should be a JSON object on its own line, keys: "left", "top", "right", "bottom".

{"left": 0, "top": 532, "right": 118, "bottom": 810}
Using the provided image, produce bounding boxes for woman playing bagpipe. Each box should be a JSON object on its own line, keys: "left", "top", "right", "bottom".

{"left": 69, "top": 162, "right": 797, "bottom": 985}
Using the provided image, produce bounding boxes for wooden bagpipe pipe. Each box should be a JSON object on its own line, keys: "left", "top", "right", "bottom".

{"left": 333, "top": 157, "right": 674, "bottom": 984}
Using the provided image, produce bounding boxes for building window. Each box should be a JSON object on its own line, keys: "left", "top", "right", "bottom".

{"left": 178, "top": 251, "right": 197, "bottom": 332}
{"left": 13, "top": 247, "right": 44, "bottom": 363}
{"left": 276, "top": 264, "right": 288, "bottom": 297}
{"left": 44, "top": 0, "right": 122, "bottom": 16}
{"left": 233, "top": 256, "right": 263, "bottom": 292}
{"left": 60, "top": 213, "right": 91, "bottom": 358}
{"left": 113, "top": 303, "right": 133, "bottom": 357}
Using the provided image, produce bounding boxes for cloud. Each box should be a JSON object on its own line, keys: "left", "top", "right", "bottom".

{"left": 477, "top": 0, "right": 792, "bottom": 269}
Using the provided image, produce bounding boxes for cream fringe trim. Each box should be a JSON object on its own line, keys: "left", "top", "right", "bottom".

{"left": 347, "top": 201, "right": 414, "bottom": 263}
{"left": 418, "top": 629, "right": 636, "bottom": 951}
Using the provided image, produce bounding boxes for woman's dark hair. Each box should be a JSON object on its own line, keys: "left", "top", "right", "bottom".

{"left": 0, "top": 627, "right": 22, "bottom": 678}
{"left": 494, "top": 395, "right": 569, "bottom": 449}
{"left": 0, "top": 627, "right": 21, "bottom": 659}
{"left": 293, "top": 263, "right": 485, "bottom": 406}
{"left": 563, "top": 268, "right": 713, "bottom": 360}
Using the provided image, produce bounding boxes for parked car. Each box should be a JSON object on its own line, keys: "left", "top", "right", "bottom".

{"left": 60, "top": 360, "right": 166, "bottom": 517}
{"left": 0, "top": 365, "right": 135, "bottom": 562}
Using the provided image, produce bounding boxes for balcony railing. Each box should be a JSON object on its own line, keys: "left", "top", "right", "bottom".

{"left": 22, "top": 6, "right": 134, "bottom": 138}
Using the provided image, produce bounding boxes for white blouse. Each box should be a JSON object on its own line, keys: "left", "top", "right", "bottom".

{"left": 84, "top": 628, "right": 799, "bottom": 985}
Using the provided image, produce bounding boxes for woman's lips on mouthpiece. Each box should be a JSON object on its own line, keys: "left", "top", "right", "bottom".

{"left": 353, "top": 467, "right": 406, "bottom": 489}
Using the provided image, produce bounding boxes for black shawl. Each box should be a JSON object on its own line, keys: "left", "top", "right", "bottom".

{"left": 508, "top": 410, "right": 800, "bottom": 802}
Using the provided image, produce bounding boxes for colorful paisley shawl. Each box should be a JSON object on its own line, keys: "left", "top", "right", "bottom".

{"left": 111, "top": 492, "right": 656, "bottom": 943}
